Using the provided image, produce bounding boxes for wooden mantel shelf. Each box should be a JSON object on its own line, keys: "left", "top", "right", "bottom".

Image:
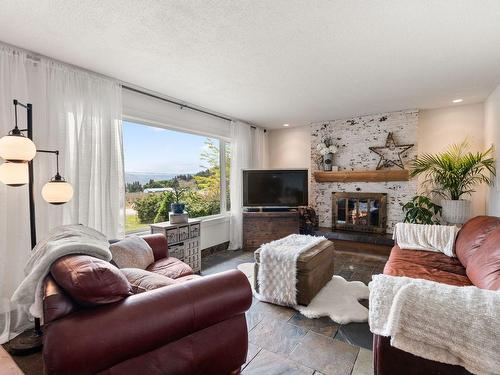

{"left": 313, "top": 169, "right": 410, "bottom": 183}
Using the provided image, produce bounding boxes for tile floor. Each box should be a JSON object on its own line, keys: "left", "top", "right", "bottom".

{"left": 201, "top": 249, "right": 388, "bottom": 375}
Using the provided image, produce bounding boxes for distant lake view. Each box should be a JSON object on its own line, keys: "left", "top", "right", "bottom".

{"left": 125, "top": 172, "right": 179, "bottom": 185}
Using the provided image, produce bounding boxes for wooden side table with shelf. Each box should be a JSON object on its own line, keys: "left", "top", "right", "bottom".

{"left": 150, "top": 218, "right": 202, "bottom": 273}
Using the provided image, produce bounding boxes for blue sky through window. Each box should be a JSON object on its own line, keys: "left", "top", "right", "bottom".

{"left": 123, "top": 121, "right": 211, "bottom": 176}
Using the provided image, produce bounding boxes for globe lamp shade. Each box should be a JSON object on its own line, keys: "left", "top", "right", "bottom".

{"left": 41, "top": 178, "right": 73, "bottom": 205}
{"left": 0, "top": 134, "right": 37, "bottom": 162}
{"left": 0, "top": 161, "right": 29, "bottom": 186}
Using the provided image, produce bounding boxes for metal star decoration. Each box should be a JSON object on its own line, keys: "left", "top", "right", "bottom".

{"left": 369, "top": 132, "right": 414, "bottom": 170}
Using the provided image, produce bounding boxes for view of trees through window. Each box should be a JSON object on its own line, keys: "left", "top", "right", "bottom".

{"left": 123, "top": 121, "right": 230, "bottom": 233}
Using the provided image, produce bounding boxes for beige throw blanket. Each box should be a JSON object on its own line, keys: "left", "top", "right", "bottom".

{"left": 11, "top": 224, "right": 112, "bottom": 319}
{"left": 393, "top": 222, "right": 459, "bottom": 257}
{"left": 257, "top": 234, "right": 326, "bottom": 306}
{"left": 369, "top": 274, "right": 500, "bottom": 375}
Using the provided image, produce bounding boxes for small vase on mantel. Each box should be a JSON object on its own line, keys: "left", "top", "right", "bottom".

{"left": 323, "top": 153, "right": 333, "bottom": 171}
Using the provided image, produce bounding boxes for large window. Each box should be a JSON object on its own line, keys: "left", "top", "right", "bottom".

{"left": 123, "top": 120, "right": 230, "bottom": 233}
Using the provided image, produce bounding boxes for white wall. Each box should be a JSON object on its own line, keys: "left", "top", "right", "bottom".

{"left": 484, "top": 84, "right": 500, "bottom": 216}
{"left": 268, "top": 126, "right": 310, "bottom": 168}
{"left": 418, "top": 103, "right": 486, "bottom": 216}
{"left": 201, "top": 215, "right": 229, "bottom": 249}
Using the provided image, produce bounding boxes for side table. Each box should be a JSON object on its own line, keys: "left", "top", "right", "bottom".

{"left": 150, "top": 218, "right": 202, "bottom": 273}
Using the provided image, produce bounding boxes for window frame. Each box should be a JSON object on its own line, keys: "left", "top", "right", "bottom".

{"left": 122, "top": 116, "right": 231, "bottom": 234}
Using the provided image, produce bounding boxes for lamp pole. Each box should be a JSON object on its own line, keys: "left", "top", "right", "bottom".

{"left": 25, "top": 102, "right": 37, "bottom": 249}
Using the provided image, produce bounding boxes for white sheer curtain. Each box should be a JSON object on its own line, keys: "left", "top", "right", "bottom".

{"left": 0, "top": 43, "right": 124, "bottom": 343}
{"left": 252, "top": 126, "right": 268, "bottom": 169}
{"left": 229, "top": 122, "right": 268, "bottom": 250}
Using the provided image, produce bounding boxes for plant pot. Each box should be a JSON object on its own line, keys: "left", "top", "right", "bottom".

{"left": 323, "top": 153, "right": 333, "bottom": 171}
{"left": 170, "top": 203, "right": 185, "bottom": 214}
{"left": 440, "top": 199, "right": 471, "bottom": 225}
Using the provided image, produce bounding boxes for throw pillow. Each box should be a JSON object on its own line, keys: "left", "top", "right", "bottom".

{"left": 110, "top": 235, "right": 154, "bottom": 269}
{"left": 120, "top": 268, "right": 177, "bottom": 293}
{"left": 51, "top": 255, "right": 132, "bottom": 306}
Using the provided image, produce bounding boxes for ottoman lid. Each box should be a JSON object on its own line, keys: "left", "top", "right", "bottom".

{"left": 254, "top": 239, "right": 334, "bottom": 272}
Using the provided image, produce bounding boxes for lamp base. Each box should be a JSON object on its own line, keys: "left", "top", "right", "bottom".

{"left": 7, "top": 328, "right": 43, "bottom": 356}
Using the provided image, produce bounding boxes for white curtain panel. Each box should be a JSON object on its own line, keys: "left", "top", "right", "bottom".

{"left": 0, "top": 45, "right": 33, "bottom": 344}
{"left": 252, "top": 126, "right": 268, "bottom": 169}
{"left": 229, "top": 121, "right": 252, "bottom": 250}
{"left": 229, "top": 122, "right": 268, "bottom": 250}
{"left": 0, "top": 44, "right": 124, "bottom": 343}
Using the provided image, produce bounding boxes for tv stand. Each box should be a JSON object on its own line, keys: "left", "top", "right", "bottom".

{"left": 244, "top": 207, "right": 297, "bottom": 213}
{"left": 242, "top": 211, "right": 299, "bottom": 250}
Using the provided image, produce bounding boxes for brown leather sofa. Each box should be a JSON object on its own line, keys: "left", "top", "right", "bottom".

{"left": 42, "top": 234, "right": 252, "bottom": 375}
{"left": 373, "top": 216, "right": 500, "bottom": 375}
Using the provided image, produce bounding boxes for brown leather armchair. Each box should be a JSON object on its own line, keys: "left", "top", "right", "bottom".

{"left": 42, "top": 234, "right": 252, "bottom": 375}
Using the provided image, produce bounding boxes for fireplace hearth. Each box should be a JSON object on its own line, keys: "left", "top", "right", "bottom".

{"left": 332, "top": 192, "right": 387, "bottom": 234}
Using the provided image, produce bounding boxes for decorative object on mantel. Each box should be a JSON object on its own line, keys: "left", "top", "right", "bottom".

{"left": 313, "top": 169, "right": 409, "bottom": 183}
{"left": 0, "top": 100, "right": 73, "bottom": 355}
{"left": 369, "top": 132, "right": 414, "bottom": 170}
{"left": 410, "top": 141, "right": 495, "bottom": 225}
{"left": 315, "top": 136, "right": 339, "bottom": 171}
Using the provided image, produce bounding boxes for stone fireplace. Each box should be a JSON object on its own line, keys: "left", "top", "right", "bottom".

{"left": 310, "top": 110, "right": 418, "bottom": 234}
{"left": 332, "top": 192, "right": 387, "bottom": 234}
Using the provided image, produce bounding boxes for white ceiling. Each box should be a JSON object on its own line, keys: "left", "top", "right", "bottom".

{"left": 0, "top": 1, "right": 500, "bottom": 128}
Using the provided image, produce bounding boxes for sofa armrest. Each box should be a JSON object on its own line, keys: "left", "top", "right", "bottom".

{"left": 43, "top": 269, "right": 252, "bottom": 375}
{"left": 141, "top": 233, "right": 168, "bottom": 260}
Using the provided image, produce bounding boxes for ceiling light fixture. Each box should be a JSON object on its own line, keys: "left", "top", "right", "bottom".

{"left": 283, "top": 123, "right": 290, "bottom": 127}
{"left": 452, "top": 99, "right": 463, "bottom": 103}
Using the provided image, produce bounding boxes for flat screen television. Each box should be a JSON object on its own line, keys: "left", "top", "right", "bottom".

{"left": 243, "top": 169, "right": 308, "bottom": 207}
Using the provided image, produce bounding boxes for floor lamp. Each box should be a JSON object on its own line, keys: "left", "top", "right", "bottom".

{"left": 0, "top": 99, "right": 73, "bottom": 355}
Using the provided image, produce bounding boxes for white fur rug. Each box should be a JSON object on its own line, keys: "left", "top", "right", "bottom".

{"left": 237, "top": 263, "right": 370, "bottom": 324}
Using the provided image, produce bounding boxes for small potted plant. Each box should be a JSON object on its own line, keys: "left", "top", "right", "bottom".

{"left": 316, "top": 137, "right": 339, "bottom": 171}
{"left": 401, "top": 195, "right": 442, "bottom": 225}
{"left": 410, "top": 142, "right": 495, "bottom": 224}
{"left": 170, "top": 179, "right": 188, "bottom": 214}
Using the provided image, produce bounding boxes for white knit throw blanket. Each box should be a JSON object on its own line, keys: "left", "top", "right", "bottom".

{"left": 11, "top": 224, "right": 112, "bottom": 319}
{"left": 257, "top": 234, "right": 326, "bottom": 306}
{"left": 369, "top": 274, "right": 500, "bottom": 375}
{"left": 393, "top": 223, "right": 459, "bottom": 257}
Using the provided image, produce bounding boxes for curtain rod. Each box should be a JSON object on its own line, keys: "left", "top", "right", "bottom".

{"left": 122, "top": 85, "right": 258, "bottom": 129}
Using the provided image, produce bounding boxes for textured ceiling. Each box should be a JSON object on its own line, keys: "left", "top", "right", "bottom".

{"left": 0, "top": 1, "right": 500, "bottom": 128}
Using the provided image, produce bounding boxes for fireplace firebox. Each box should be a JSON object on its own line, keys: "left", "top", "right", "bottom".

{"left": 332, "top": 192, "right": 387, "bottom": 234}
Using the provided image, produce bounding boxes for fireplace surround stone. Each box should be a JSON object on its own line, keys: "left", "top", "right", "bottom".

{"left": 310, "top": 109, "right": 418, "bottom": 233}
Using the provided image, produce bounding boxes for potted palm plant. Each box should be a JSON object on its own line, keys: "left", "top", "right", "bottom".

{"left": 410, "top": 142, "right": 496, "bottom": 224}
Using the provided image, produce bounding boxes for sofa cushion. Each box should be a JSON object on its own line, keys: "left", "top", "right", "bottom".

{"left": 384, "top": 246, "right": 472, "bottom": 287}
{"left": 146, "top": 257, "right": 193, "bottom": 279}
{"left": 120, "top": 268, "right": 177, "bottom": 293}
{"left": 50, "top": 255, "right": 132, "bottom": 306}
{"left": 464, "top": 229, "right": 500, "bottom": 290}
{"left": 455, "top": 216, "right": 500, "bottom": 268}
{"left": 110, "top": 235, "right": 154, "bottom": 269}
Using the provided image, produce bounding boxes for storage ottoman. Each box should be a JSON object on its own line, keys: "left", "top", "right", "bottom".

{"left": 254, "top": 239, "right": 335, "bottom": 305}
